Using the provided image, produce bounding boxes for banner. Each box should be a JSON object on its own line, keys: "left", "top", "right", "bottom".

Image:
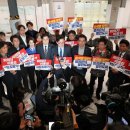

{"left": 93, "top": 23, "right": 109, "bottom": 36}
{"left": 110, "top": 55, "right": 130, "bottom": 76}
{"left": 46, "top": 17, "right": 64, "bottom": 31}
{"left": 73, "top": 55, "right": 92, "bottom": 68}
{"left": 68, "top": 17, "right": 83, "bottom": 29}
{"left": 24, "top": 54, "right": 40, "bottom": 67}
{"left": 54, "top": 57, "right": 72, "bottom": 69}
{"left": 35, "top": 59, "right": 52, "bottom": 70}
{"left": 109, "top": 28, "right": 126, "bottom": 40}
{"left": 65, "top": 41, "right": 78, "bottom": 47}
{"left": 0, "top": 65, "right": 4, "bottom": 77}
{"left": 11, "top": 48, "right": 29, "bottom": 64}
{"left": 91, "top": 57, "right": 110, "bottom": 70}
{"left": 1, "top": 58, "right": 20, "bottom": 71}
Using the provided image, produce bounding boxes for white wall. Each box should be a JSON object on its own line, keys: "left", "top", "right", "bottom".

{"left": 116, "top": 0, "right": 130, "bottom": 28}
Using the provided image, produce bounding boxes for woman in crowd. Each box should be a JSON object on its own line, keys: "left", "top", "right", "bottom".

{"left": 35, "top": 33, "right": 43, "bottom": 45}
{"left": 26, "top": 37, "right": 41, "bottom": 92}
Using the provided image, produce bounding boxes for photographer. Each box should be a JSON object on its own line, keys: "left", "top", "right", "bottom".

{"left": 13, "top": 86, "right": 42, "bottom": 130}
{"left": 36, "top": 72, "right": 55, "bottom": 124}
{"left": 76, "top": 95, "right": 107, "bottom": 130}
{"left": 70, "top": 75, "right": 90, "bottom": 114}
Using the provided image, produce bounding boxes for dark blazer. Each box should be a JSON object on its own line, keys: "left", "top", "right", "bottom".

{"left": 36, "top": 43, "right": 54, "bottom": 60}
{"left": 113, "top": 50, "right": 130, "bottom": 61}
{"left": 52, "top": 44, "right": 72, "bottom": 57}
{"left": 8, "top": 45, "right": 23, "bottom": 57}
{"left": 25, "top": 30, "right": 38, "bottom": 39}
{"left": 72, "top": 45, "right": 91, "bottom": 59}
{"left": 17, "top": 35, "right": 29, "bottom": 49}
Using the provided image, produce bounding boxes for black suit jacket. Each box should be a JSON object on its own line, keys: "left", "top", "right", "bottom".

{"left": 113, "top": 50, "right": 130, "bottom": 61}
{"left": 52, "top": 44, "right": 72, "bottom": 57}
{"left": 36, "top": 44, "right": 54, "bottom": 60}
{"left": 17, "top": 35, "right": 29, "bottom": 49}
{"left": 25, "top": 30, "right": 38, "bottom": 39}
{"left": 72, "top": 45, "right": 91, "bottom": 59}
{"left": 8, "top": 45, "right": 24, "bottom": 57}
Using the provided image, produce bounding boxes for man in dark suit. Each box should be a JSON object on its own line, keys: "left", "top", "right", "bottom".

{"left": 17, "top": 25, "right": 29, "bottom": 49}
{"left": 36, "top": 34, "right": 54, "bottom": 79}
{"left": 108, "top": 39, "right": 130, "bottom": 91}
{"left": 9, "top": 35, "right": 30, "bottom": 92}
{"left": 52, "top": 35, "right": 72, "bottom": 57}
{"left": 72, "top": 34, "right": 91, "bottom": 77}
{"left": 52, "top": 35, "right": 72, "bottom": 79}
{"left": 25, "top": 21, "right": 38, "bottom": 39}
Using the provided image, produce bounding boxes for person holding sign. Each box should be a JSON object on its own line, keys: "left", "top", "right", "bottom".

{"left": 26, "top": 37, "right": 37, "bottom": 92}
{"left": 9, "top": 35, "right": 30, "bottom": 92}
{"left": 52, "top": 35, "right": 72, "bottom": 79}
{"left": 89, "top": 38, "right": 111, "bottom": 100}
{"left": 72, "top": 34, "right": 91, "bottom": 77}
{"left": 0, "top": 41, "right": 22, "bottom": 112}
{"left": 36, "top": 34, "right": 54, "bottom": 79}
{"left": 108, "top": 39, "right": 130, "bottom": 92}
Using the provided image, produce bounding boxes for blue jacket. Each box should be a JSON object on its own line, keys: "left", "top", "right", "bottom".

{"left": 26, "top": 47, "right": 36, "bottom": 55}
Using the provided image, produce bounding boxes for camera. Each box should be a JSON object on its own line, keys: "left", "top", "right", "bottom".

{"left": 57, "top": 78, "right": 67, "bottom": 90}
{"left": 24, "top": 114, "right": 36, "bottom": 122}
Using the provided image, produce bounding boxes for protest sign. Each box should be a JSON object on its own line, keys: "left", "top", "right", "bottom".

{"left": 68, "top": 17, "right": 83, "bottom": 29}
{"left": 110, "top": 55, "right": 130, "bottom": 76}
{"left": 1, "top": 58, "right": 20, "bottom": 71}
{"left": 54, "top": 57, "right": 72, "bottom": 69}
{"left": 73, "top": 55, "right": 92, "bottom": 68}
{"left": 91, "top": 57, "right": 110, "bottom": 70}
{"left": 24, "top": 54, "right": 40, "bottom": 67}
{"left": 11, "top": 48, "right": 29, "bottom": 64}
{"left": 93, "top": 23, "right": 109, "bottom": 36}
{"left": 35, "top": 59, "right": 52, "bottom": 70}
{"left": 109, "top": 28, "right": 126, "bottom": 40}
{"left": 46, "top": 17, "right": 64, "bottom": 30}
{"left": 65, "top": 41, "right": 78, "bottom": 47}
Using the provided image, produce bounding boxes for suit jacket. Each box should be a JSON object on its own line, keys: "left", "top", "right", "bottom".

{"left": 25, "top": 29, "right": 38, "bottom": 39}
{"left": 36, "top": 43, "right": 54, "bottom": 60}
{"left": 8, "top": 45, "right": 23, "bottom": 57}
{"left": 17, "top": 35, "right": 29, "bottom": 49}
{"left": 113, "top": 50, "right": 130, "bottom": 61}
{"left": 52, "top": 44, "right": 72, "bottom": 57}
{"left": 72, "top": 45, "right": 91, "bottom": 59}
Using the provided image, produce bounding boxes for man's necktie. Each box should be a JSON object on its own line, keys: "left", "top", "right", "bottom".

{"left": 119, "top": 52, "right": 122, "bottom": 57}
{"left": 44, "top": 46, "right": 47, "bottom": 57}
{"left": 60, "top": 48, "right": 62, "bottom": 57}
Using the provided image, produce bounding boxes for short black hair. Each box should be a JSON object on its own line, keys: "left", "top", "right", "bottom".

{"left": 0, "top": 41, "right": 8, "bottom": 49}
{"left": 0, "top": 32, "right": 5, "bottom": 36}
{"left": 0, "top": 112, "right": 20, "bottom": 130}
{"left": 51, "top": 122, "right": 64, "bottom": 130}
{"left": 98, "top": 37, "right": 107, "bottom": 45}
{"left": 68, "top": 30, "right": 76, "bottom": 36}
{"left": 78, "top": 95, "right": 92, "bottom": 107}
{"left": 10, "top": 35, "right": 20, "bottom": 42}
{"left": 17, "top": 24, "right": 25, "bottom": 31}
{"left": 42, "top": 34, "right": 49, "bottom": 39}
{"left": 26, "top": 21, "right": 33, "bottom": 27}
{"left": 56, "top": 35, "right": 65, "bottom": 42}
{"left": 119, "top": 39, "right": 129, "bottom": 47}
{"left": 78, "top": 34, "right": 87, "bottom": 41}
{"left": 27, "top": 37, "right": 35, "bottom": 44}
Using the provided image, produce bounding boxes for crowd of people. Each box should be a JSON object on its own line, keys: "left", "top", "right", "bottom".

{"left": 0, "top": 21, "right": 130, "bottom": 130}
